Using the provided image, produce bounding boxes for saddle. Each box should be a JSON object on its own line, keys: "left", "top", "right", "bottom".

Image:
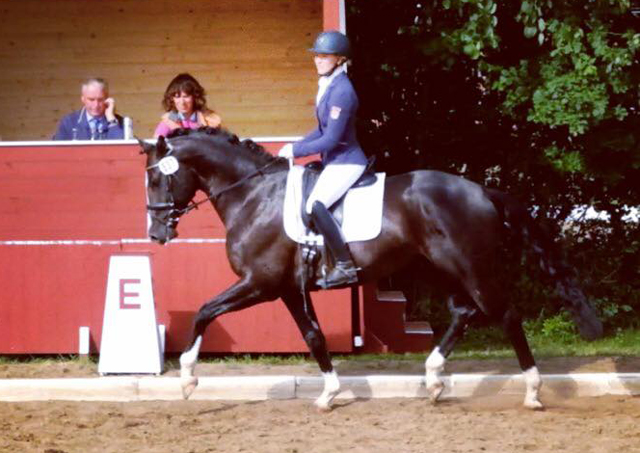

{"left": 281, "top": 161, "right": 385, "bottom": 245}
{"left": 301, "top": 157, "right": 377, "bottom": 230}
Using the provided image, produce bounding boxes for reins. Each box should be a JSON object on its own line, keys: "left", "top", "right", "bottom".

{"left": 147, "top": 158, "right": 281, "bottom": 220}
{"left": 201, "top": 158, "right": 281, "bottom": 205}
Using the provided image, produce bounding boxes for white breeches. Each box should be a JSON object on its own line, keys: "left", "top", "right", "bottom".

{"left": 305, "top": 163, "right": 366, "bottom": 214}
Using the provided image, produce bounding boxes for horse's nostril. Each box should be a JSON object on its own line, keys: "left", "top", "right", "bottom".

{"left": 149, "top": 234, "right": 166, "bottom": 245}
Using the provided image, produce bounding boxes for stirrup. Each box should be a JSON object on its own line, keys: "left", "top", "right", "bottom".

{"left": 317, "top": 261, "right": 359, "bottom": 289}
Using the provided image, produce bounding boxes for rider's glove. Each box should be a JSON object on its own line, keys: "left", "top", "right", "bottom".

{"left": 278, "top": 143, "right": 294, "bottom": 159}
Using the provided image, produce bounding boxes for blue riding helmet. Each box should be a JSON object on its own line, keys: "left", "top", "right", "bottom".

{"left": 309, "top": 31, "right": 351, "bottom": 57}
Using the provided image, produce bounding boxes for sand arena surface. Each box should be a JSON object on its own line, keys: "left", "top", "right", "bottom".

{"left": 2, "top": 395, "right": 640, "bottom": 453}
{"left": 2, "top": 356, "right": 640, "bottom": 452}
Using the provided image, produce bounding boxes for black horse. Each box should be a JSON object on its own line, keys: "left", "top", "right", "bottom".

{"left": 140, "top": 127, "right": 602, "bottom": 410}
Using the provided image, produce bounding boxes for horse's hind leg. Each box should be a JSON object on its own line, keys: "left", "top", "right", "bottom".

{"left": 501, "top": 308, "right": 543, "bottom": 409}
{"left": 282, "top": 290, "right": 339, "bottom": 412}
{"left": 426, "top": 294, "right": 478, "bottom": 403}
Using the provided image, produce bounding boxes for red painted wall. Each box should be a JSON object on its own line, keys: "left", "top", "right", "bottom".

{"left": 0, "top": 142, "right": 352, "bottom": 354}
{"left": 323, "top": 0, "right": 342, "bottom": 31}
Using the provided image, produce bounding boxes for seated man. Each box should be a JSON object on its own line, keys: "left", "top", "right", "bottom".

{"left": 53, "top": 78, "right": 125, "bottom": 140}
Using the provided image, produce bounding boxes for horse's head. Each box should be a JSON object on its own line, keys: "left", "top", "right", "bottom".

{"left": 139, "top": 136, "right": 200, "bottom": 244}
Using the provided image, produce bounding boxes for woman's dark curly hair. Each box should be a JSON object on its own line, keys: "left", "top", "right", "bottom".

{"left": 161, "top": 73, "right": 208, "bottom": 112}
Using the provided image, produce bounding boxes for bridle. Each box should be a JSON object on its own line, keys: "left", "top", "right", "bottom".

{"left": 146, "top": 156, "right": 281, "bottom": 228}
{"left": 145, "top": 169, "right": 187, "bottom": 229}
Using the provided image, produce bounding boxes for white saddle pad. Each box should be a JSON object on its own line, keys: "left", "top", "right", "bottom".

{"left": 283, "top": 165, "right": 386, "bottom": 245}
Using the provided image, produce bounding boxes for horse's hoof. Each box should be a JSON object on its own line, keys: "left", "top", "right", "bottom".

{"left": 314, "top": 400, "right": 333, "bottom": 413}
{"left": 524, "top": 398, "right": 544, "bottom": 410}
{"left": 426, "top": 381, "right": 444, "bottom": 403}
{"left": 181, "top": 376, "right": 199, "bottom": 400}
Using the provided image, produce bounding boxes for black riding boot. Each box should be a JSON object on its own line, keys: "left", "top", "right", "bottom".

{"left": 310, "top": 201, "right": 358, "bottom": 288}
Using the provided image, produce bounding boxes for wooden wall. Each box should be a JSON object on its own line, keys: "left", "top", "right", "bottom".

{"left": 0, "top": 0, "right": 322, "bottom": 141}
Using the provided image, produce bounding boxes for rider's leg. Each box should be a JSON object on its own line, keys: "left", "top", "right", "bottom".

{"left": 311, "top": 200, "right": 358, "bottom": 285}
{"left": 306, "top": 163, "right": 365, "bottom": 288}
{"left": 305, "top": 163, "right": 366, "bottom": 215}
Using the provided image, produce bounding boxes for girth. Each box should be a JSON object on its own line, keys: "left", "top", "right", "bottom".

{"left": 301, "top": 158, "right": 377, "bottom": 230}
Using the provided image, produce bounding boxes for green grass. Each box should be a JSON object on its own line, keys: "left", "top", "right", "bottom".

{"left": 0, "top": 354, "right": 96, "bottom": 366}
{"left": 449, "top": 327, "right": 640, "bottom": 360}
{"left": 1, "top": 329, "right": 640, "bottom": 367}
{"left": 203, "top": 328, "right": 640, "bottom": 364}
{"left": 205, "top": 353, "right": 309, "bottom": 365}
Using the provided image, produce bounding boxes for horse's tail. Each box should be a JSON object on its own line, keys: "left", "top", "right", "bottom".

{"left": 486, "top": 189, "right": 603, "bottom": 340}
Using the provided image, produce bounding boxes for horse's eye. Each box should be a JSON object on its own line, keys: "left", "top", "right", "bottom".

{"left": 147, "top": 173, "right": 161, "bottom": 188}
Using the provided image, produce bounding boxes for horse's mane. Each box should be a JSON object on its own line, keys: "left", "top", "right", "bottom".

{"left": 167, "top": 126, "right": 277, "bottom": 165}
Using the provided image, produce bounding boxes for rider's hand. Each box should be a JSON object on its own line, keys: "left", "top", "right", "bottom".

{"left": 278, "top": 143, "right": 293, "bottom": 159}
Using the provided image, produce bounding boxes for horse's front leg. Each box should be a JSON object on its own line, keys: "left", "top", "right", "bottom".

{"left": 180, "top": 278, "right": 266, "bottom": 399}
{"left": 179, "top": 335, "right": 202, "bottom": 399}
{"left": 426, "top": 294, "right": 477, "bottom": 403}
{"left": 281, "top": 290, "right": 339, "bottom": 412}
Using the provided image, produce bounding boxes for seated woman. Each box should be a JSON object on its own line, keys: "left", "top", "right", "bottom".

{"left": 154, "top": 73, "right": 221, "bottom": 138}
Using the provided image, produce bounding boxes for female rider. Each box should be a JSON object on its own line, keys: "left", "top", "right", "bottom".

{"left": 279, "top": 31, "right": 367, "bottom": 288}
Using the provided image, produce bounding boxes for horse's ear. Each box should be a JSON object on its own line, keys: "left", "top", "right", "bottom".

{"left": 156, "top": 135, "right": 169, "bottom": 157}
{"left": 138, "top": 138, "right": 155, "bottom": 155}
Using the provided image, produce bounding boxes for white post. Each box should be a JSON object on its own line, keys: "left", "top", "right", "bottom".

{"left": 158, "top": 324, "right": 166, "bottom": 354}
{"left": 78, "top": 326, "right": 90, "bottom": 356}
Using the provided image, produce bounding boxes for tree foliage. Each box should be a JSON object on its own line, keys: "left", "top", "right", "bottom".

{"left": 347, "top": 0, "right": 640, "bottom": 329}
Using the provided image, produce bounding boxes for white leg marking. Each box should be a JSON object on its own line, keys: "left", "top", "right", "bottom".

{"left": 179, "top": 335, "right": 202, "bottom": 400}
{"left": 523, "top": 366, "right": 543, "bottom": 410}
{"left": 425, "top": 347, "right": 446, "bottom": 403}
{"left": 315, "top": 370, "right": 340, "bottom": 412}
